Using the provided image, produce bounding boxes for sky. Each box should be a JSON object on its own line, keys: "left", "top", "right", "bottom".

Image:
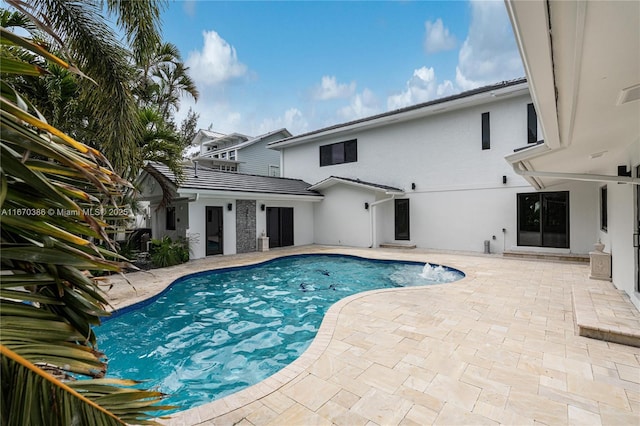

{"left": 160, "top": 0, "right": 524, "bottom": 137}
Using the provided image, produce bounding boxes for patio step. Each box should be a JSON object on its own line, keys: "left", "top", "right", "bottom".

{"left": 572, "top": 280, "right": 640, "bottom": 347}
{"left": 503, "top": 250, "right": 589, "bottom": 263}
{"left": 379, "top": 242, "right": 417, "bottom": 249}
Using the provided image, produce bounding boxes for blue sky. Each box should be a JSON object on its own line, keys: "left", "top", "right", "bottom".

{"left": 161, "top": 0, "right": 524, "bottom": 137}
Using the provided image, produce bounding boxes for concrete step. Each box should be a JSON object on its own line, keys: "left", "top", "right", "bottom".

{"left": 379, "top": 242, "right": 417, "bottom": 249}
{"left": 572, "top": 280, "right": 640, "bottom": 347}
{"left": 503, "top": 250, "right": 589, "bottom": 263}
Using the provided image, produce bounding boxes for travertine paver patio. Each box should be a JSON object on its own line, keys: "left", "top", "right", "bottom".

{"left": 104, "top": 246, "right": 640, "bottom": 425}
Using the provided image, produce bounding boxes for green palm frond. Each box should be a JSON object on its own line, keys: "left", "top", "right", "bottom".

{"left": 1, "top": 22, "right": 172, "bottom": 423}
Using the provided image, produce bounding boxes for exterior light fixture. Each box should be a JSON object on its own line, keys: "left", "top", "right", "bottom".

{"left": 364, "top": 202, "right": 369, "bottom": 210}
{"left": 261, "top": 204, "right": 266, "bottom": 211}
{"left": 502, "top": 175, "right": 507, "bottom": 184}
{"left": 618, "top": 165, "right": 631, "bottom": 177}
{"left": 227, "top": 203, "right": 233, "bottom": 211}
{"left": 411, "top": 182, "right": 416, "bottom": 190}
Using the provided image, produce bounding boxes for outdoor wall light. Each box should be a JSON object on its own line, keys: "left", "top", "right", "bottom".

{"left": 260, "top": 204, "right": 265, "bottom": 211}
{"left": 411, "top": 182, "right": 416, "bottom": 190}
{"left": 502, "top": 175, "right": 507, "bottom": 184}
{"left": 618, "top": 165, "right": 631, "bottom": 177}
{"left": 364, "top": 202, "right": 369, "bottom": 210}
{"left": 227, "top": 203, "right": 233, "bottom": 211}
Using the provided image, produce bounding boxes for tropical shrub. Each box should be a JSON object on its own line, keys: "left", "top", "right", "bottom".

{"left": 150, "top": 236, "right": 190, "bottom": 268}
{"left": 0, "top": 13, "right": 174, "bottom": 426}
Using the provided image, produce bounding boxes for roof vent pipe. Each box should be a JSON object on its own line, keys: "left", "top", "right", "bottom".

{"left": 194, "top": 160, "right": 198, "bottom": 178}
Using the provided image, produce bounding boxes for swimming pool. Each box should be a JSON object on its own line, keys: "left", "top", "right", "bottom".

{"left": 97, "top": 254, "right": 464, "bottom": 413}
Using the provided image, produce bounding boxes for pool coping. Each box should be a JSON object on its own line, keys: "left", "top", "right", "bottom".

{"left": 162, "top": 272, "right": 475, "bottom": 424}
{"left": 102, "top": 246, "right": 472, "bottom": 424}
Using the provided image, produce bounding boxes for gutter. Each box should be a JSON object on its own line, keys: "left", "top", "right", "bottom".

{"left": 369, "top": 195, "right": 397, "bottom": 248}
{"left": 511, "top": 161, "right": 640, "bottom": 189}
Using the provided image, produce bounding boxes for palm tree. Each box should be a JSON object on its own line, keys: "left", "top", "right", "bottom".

{"left": 5, "top": 0, "right": 166, "bottom": 176}
{"left": 135, "top": 41, "right": 199, "bottom": 123}
{"left": 1, "top": 9, "right": 173, "bottom": 426}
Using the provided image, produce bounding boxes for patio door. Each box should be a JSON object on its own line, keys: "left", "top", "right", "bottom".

{"left": 266, "top": 207, "right": 293, "bottom": 248}
{"left": 206, "top": 206, "right": 223, "bottom": 255}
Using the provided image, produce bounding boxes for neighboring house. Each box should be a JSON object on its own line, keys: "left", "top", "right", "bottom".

{"left": 269, "top": 78, "right": 599, "bottom": 255}
{"left": 190, "top": 128, "right": 290, "bottom": 176}
{"left": 505, "top": 1, "right": 640, "bottom": 308}
{"left": 137, "top": 162, "right": 322, "bottom": 259}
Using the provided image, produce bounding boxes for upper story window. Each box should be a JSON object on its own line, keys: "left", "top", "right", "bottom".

{"left": 221, "top": 152, "right": 227, "bottom": 159}
{"left": 481, "top": 112, "right": 490, "bottom": 150}
{"left": 229, "top": 150, "right": 236, "bottom": 160}
{"left": 527, "top": 103, "right": 538, "bottom": 143}
{"left": 320, "top": 139, "right": 357, "bottom": 167}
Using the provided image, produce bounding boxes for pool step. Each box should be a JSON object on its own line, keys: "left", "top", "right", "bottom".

{"left": 379, "top": 242, "right": 417, "bottom": 249}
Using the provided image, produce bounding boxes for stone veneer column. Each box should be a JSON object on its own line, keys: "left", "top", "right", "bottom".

{"left": 235, "top": 200, "right": 256, "bottom": 253}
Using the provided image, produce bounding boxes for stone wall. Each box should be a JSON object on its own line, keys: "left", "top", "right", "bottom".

{"left": 236, "top": 200, "right": 256, "bottom": 253}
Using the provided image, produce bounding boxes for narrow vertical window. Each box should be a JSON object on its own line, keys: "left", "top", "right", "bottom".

{"left": 166, "top": 206, "right": 176, "bottom": 230}
{"left": 600, "top": 186, "right": 608, "bottom": 232}
{"left": 527, "top": 103, "right": 538, "bottom": 143}
{"left": 481, "top": 112, "right": 490, "bottom": 150}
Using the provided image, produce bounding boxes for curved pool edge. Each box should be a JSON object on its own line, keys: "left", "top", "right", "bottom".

{"left": 155, "top": 251, "right": 471, "bottom": 424}
{"left": 103, "top": 252, "right": 465, "bottom": 321}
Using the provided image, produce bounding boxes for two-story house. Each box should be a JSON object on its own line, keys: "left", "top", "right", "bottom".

{"left": 190, "top": 128, "right": 290, "bottom": 176}
{"left": 269, "top": 78, "right": 598, "bottom": 256}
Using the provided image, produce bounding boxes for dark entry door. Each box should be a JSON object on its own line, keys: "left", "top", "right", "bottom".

{"left": 395, "top": 199, "right": 410, "bottom": 240}
{"left": 266, "top": 207, "right": 294, "bottom": 248}
{"left": 206, "top": 206, "right": 223, "bottom": 255}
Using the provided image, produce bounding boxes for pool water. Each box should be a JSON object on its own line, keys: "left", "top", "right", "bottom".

{"left": 97, "top": 254, "right": 463, "bottom": 413}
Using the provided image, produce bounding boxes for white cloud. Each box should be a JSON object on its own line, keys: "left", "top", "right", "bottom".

{"left": 424, "top": 18, "right": 457, "bottom": 53}
{"left": 257, "top": 108, "right": 309, "bottom": 135}
{"left": 313, "top": 76, "right": 356, "bottom": 100}
{"left": 183, "top": 0, "right": 197, "bottom": 18}
{"left": 186, "top": 31, "right": 248, "bottom": 87}
{"left": 338, "top": 89, "right": 380, "bottom": 121}
{"left": 387, "top": 67, "right": 455, "bottom": 110}
{"left": 455, "top": 0, "right": 524, "bottom": 90}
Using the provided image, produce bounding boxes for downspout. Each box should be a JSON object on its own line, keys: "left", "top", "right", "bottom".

{"left": 369, "top": 194, "right": 396, "bottom": 248}
{"left": 511, "top": 161, "right": 640, "bottom": 188}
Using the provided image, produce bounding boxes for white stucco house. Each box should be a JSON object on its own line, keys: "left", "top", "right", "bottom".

{"left": 269, "top": 78, "right": 600, "bottom": 256}
{"left": 137, "top": 162, "right": 322, "bottom": 259}
{"left": 189, "top": 128, "right": 290, "bottom": 176}
{"left": 505, "top": 0, "right": 640, "bottom": 308}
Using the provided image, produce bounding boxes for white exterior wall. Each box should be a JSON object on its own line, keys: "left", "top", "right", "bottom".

{"left": 597, "top": 142, "right": 640, "bottom": 310}
{"left": 281, "top": 94, "right": 533, "bottom": 190}
{"left": 186, "top": 197, "right": 237, "bottom": 260}
{"left": 312, "top": 185, "right": 374, "bottom": 247}
{"left": 279, "top": 93, "right": 597, "bottom": 255}
{"left": 185, "top": 197, "right": 315, "bottom": 260}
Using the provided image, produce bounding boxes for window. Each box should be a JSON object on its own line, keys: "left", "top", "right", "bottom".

{"left": 600, "top": 186, "right": 608, "bottom": 232}
{"left": 221, "top": 152, "right": 227, "bottom": 159}
{"left": 166, "top": 206, "right": 176, "bottom": 230}
{"left": 527, "top": 103, "right": 538, "bottom": 143}
{"left": 481, "top": 112, "right": 490, "bottom": 150}
{"left": 517, "top": 191, "right": 569, "bottom": 248}
{"left": 395, "top": 199, "right": 410, "bottom": 240}
{"left": 229, "top": 150, "right": 236, "bottom": 160}
{"left": 268, "top": 164, "right": 280, "bottom": 177}
{"left": 320, "top": 139, "right": 357, "bottom": 167}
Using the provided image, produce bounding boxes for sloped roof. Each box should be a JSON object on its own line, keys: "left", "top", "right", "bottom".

{"left": 144, "top": 162, "right": 322, "bottom": 198}
{"left": 309, "top": 176, "right": 404, "bottom": 194}
{"left": 268, "top": 78, "right": 528, "bottom": 149}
